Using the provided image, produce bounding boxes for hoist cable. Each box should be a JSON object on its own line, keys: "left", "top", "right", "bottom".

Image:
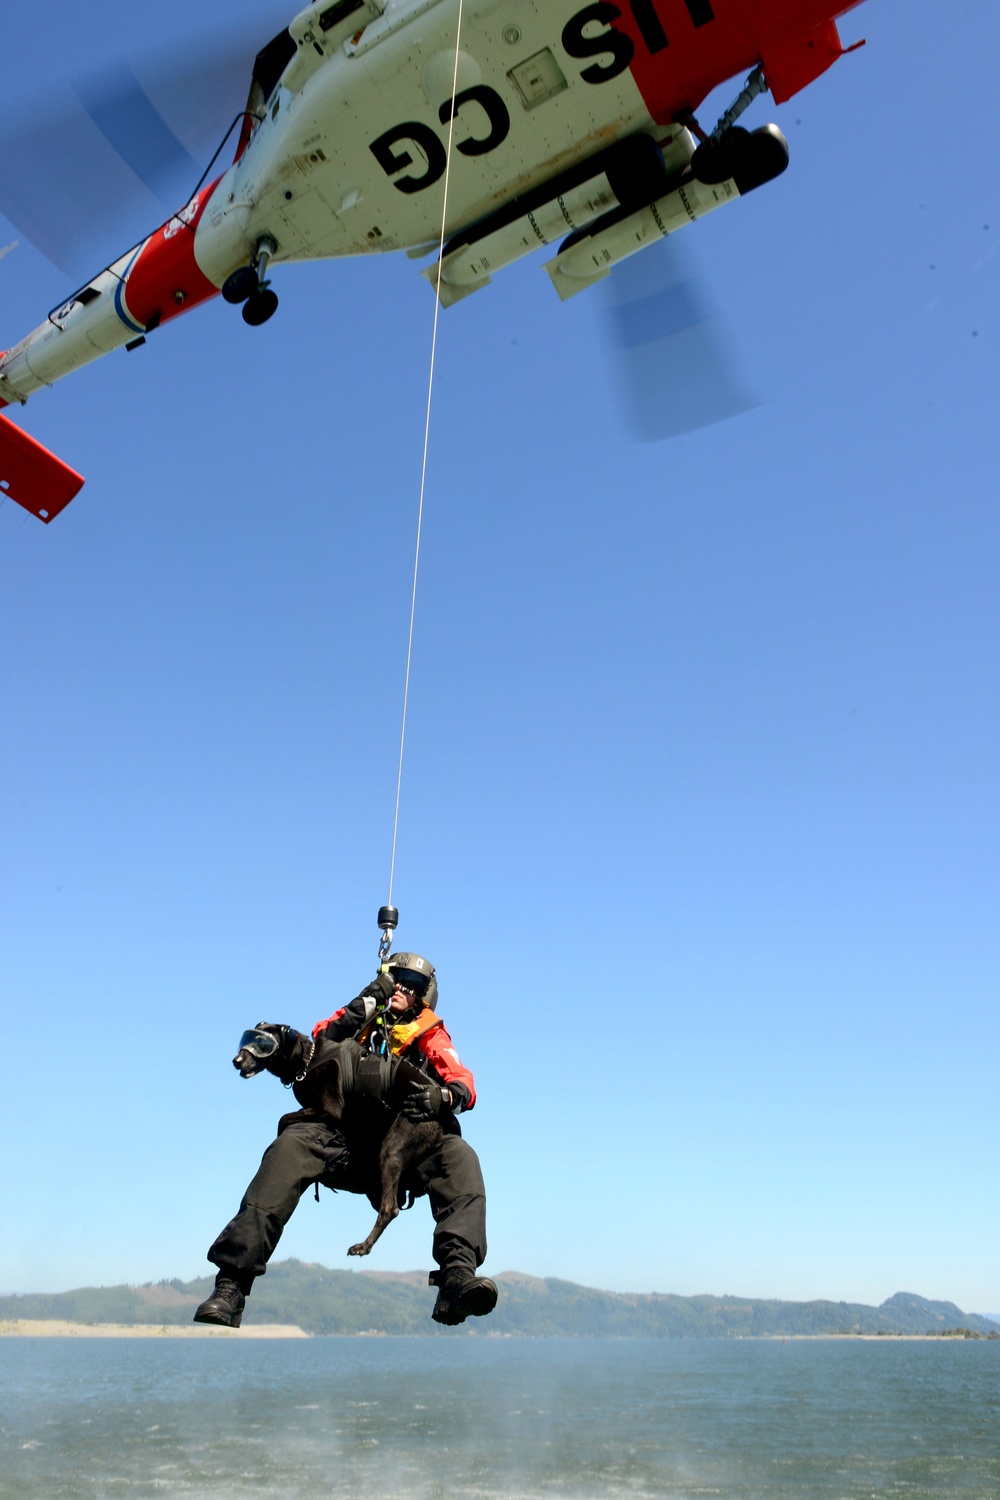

{"left": 386, "top": 0, "right": 467, "bottom": 909}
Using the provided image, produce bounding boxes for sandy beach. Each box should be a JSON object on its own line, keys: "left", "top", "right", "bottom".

{"left": 2, "top": 1320, "right": 990, "bottom": 1341}
{"left": 0, "top": 1319, "right": 309, "bottom": 1338}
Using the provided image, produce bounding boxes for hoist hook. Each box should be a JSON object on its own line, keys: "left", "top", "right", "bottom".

{"left": 377, "top": 904, "right": 399, "bottom": 968}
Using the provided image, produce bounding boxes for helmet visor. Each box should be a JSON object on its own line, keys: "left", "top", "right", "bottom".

{"left": 237, "top": 1028, "right": 280, "bottom": 1059}
{"left": 390, "top": 967, "right": 430, "bottom": 996}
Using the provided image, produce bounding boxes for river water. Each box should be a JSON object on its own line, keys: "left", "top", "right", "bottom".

{"left": 2, "top": 1336, "right": 998, "bottom": 1498}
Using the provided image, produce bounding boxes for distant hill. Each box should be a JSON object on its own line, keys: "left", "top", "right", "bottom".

{"left": 2, "top": 1265, "right": 999, "bottom": 1338}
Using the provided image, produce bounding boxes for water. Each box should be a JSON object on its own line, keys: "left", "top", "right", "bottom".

{"left": 2, "top": 1337, "right": 998, "bottom": 1498}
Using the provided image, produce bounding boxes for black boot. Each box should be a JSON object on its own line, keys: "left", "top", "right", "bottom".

{"left": 430, "top": 1270, "right": 498, "bottom": 1326}
{"left": 194, "top": 1273, "right": 247, "bottom": 1328}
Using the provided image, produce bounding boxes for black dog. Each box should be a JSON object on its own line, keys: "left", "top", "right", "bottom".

{"left": 234, "top": 1025, "right": 443, "bottom": 1258}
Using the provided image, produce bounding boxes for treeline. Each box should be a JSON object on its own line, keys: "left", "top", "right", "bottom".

{"left": 2, "top": 1264, "right": 998, "bottom": 1339}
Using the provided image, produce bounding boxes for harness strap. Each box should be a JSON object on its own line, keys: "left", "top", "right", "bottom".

{"left": 336, "top": 1038, "right": 358, "bottom": 1098}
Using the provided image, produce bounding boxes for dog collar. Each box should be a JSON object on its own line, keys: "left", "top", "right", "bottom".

{"left": 292, "top": 1036, "right": 315, "bottom": 1084}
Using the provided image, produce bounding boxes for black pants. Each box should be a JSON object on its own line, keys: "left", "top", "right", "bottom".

{"left": 207, "top": 1113, "right": 487, "bottom": 1287}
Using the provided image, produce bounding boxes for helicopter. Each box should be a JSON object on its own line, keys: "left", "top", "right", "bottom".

{"left": 0, "top": 0, "right": 865, "bottom": 523}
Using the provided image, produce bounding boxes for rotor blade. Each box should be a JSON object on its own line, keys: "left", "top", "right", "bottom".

{"left": 599, "top": 237, "right": 761, "bottom": 442}
{"left": 73, "top": 64, "right": 204, "bottom": 208}
{"left": 117, "top": 20, "right": 290, "bottom": 170}
{"left": 0, "top": 12, "right": 288, "bottom": 281}
{"left": 0, "top": 102, "right": 168, "bottom": 280}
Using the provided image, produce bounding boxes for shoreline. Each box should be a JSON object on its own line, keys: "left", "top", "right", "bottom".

{"left": 0, "top": 1319, "right": 309, "bottom": 1339}
{"left": 0, "top": 1320, "right": 992, "bottom": 1341}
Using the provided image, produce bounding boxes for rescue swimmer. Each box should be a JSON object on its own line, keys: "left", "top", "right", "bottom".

{"left": 194, "top": 952, "right": 497, "bottom": 1329}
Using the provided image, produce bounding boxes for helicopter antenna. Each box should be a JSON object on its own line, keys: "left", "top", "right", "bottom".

{"left": 386, "top": 0, "right": 467, "bottom": 912}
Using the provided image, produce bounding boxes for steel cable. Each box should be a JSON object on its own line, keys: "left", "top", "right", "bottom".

{"left": 386, "top": 0, "right": 467, "bottom": 908}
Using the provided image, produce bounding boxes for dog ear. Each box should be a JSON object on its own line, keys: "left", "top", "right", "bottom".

{"left": 267, "top": 1028, "right": 311, "bottom": 1086}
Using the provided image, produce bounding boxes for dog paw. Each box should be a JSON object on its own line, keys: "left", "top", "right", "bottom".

{"left": 347, "top": 1243, "right": 369, "bottom": 1257}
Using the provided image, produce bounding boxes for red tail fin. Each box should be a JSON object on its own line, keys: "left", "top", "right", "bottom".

{"left": 0, "top": 412, "right": 85, "bottom": 523}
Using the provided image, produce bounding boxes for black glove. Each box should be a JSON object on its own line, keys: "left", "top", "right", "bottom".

{"left": 401, "top": 1084, "right": 451, "bottom": 1121}
{"left": 358, "top": 973, "right": 396, "bottom": 1006}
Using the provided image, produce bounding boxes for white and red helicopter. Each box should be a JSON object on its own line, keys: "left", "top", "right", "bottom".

{"left": 0, "top": 0, "right": 864, "bottom": 523}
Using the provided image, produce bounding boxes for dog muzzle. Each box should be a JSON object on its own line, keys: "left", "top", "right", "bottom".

{"left": 233, "top": 1028, "right": 280, "bottom": 1077}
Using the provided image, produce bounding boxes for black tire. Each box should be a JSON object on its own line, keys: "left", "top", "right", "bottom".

{"left": 242, "top": 288, "right": 279, "bottom": 326}
{"left": 731, "top": 125, "right": 789, "bottom": 195}
{"left": 690, "top": 127, "right": 750, "bottom": 185}
{"left": 223, "top": 266, "right": 260, "bottom": 304}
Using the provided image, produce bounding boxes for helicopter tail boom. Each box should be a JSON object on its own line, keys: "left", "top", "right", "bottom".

{"left": 0, "top": 410, "right": 85, "bottom": 523}
{"left": 0, "top": 175, "right": 231, "bottom": 409}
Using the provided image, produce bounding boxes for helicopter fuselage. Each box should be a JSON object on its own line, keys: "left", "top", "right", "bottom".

{"left": 0, "top": 0, "right": 863, "bottom": 517}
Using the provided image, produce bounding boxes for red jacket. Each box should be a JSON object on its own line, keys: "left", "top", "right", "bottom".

{"left": 312, "top": 1003, "right": 476, "bottom": 1111}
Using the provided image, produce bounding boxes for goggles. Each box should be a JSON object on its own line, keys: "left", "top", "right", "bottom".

{"left": 389, "top": 968, "right": 429, "bottom": 995}
{"left": 237, "top": 1028, "right": 280, "bottom": 1059}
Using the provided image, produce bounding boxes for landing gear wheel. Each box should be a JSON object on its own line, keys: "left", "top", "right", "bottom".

{"left": 691, "top": 126, "right": 749, "bottom": 185}
{"left": 242, "top": 288, "right": 279, "bottom": 326}
{"left": 691, "top": 125, "right": 789, "bottom": 193}
{"left": 222, "top": 265, "right": 260, "bottom": 304}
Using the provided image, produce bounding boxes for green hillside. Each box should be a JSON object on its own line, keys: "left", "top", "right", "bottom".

{"left": 2, "top": 1263, "right": 998, "bottom": 1338}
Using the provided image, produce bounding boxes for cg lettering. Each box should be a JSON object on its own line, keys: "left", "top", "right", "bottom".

{"left": 370, "top": 0, "right": 715, "bottom": 193}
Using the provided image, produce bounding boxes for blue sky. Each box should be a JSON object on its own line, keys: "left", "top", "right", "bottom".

{"left": 2, "top": 1, "right": 997, "bottom": 1315}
